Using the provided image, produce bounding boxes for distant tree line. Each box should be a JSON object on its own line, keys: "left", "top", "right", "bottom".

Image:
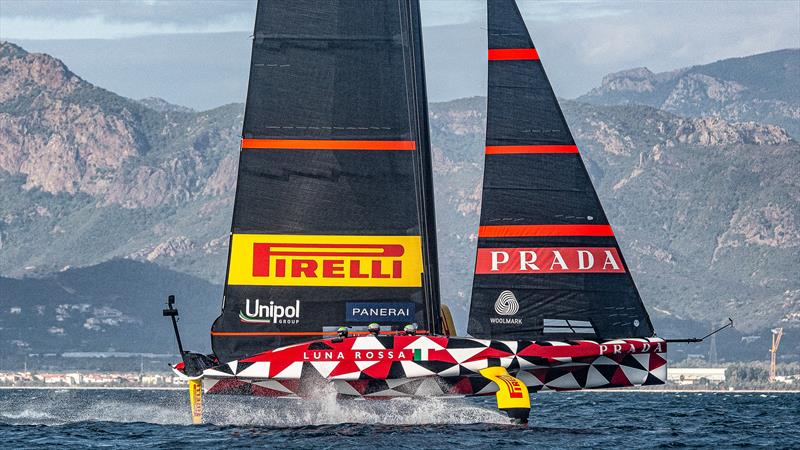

{"left": 725, "top": 362, "right": 800, "bottom": 388}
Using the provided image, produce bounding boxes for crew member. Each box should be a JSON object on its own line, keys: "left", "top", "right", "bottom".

{"left": 403, "top": 324, "right": 417, "bottom": 336}
{"left": 367, "top": 322, "right": 381, "bottom": 336}
{"left": 332, "top": 326, "right": 349, "bottom": 343}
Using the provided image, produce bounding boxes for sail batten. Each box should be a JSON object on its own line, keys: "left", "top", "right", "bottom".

{"left": 487, "top": 48, "right": 539, "bottom": 60}
{"left": 468, "top": 0, "right": 654, "bottom": 341}
{"left": 485, "top": 144, "right": 578, "bottom": 154}
{"left": 478, "top": 225, "right": 615, "bottom": 238}
{"left": 241, "top": 139, "right": 417, "bottom": 151}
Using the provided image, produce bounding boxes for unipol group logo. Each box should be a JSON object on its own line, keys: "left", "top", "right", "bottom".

{"left": 227, "top": 234, "right": 423, "bottom": 287}
{"left": 494, "top": 290, "right": 519, "bottom": 316}
{"left": 476, "top": 247, "right": 626, "bottom": 275}
{"left": 239, "top": 299, "right": 300, "bottom": 325}
{"left": 490, "top": 290, "right": 522, "bottom": 325}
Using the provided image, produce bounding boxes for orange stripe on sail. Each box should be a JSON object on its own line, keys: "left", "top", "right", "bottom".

{"left": 485, "top": 145, "right": 579, "bottom": 154}
{"left": 488, "top": 48, "right": 539, "bottom": 61}
{"left": 241, "top": 139, "right": 416, "bottom": 151}
{"left": 478, "top": 224, "right": 614, "bottom": 238}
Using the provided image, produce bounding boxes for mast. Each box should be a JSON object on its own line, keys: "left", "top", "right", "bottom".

{"left": 405, "top": 0, "right": 442, "bottom": 334}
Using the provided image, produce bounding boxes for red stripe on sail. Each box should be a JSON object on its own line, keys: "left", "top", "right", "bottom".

{"left": 241, "top": 139, "right": 416, "bottom": 151}
{"left": 485, "top": 145, "right": 579, "bottom": 154}
{"left": 488, "top": 48, "right": 539, "bottom": 60}
{"left": 478, "top": 224, "right": 615, "bottom": 238}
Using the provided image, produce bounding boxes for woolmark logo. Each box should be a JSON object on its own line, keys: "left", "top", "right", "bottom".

{"left": 494, "top": 290, "right": 519, "bottom": 316}
{"left": 239, "top": 299, "right": 300, "bottom": 325}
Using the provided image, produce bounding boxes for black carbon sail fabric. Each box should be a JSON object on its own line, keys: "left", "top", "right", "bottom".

{"left": 467, "top": 0, "right": 655, "bottom": 341}
{"left": 212, "top": 0, "right": 441, "bottom": 363}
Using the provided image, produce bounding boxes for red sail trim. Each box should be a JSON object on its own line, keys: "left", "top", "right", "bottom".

{"left": 485, "top": 145, "right": 579, "bottom": 154}
{"left": 488, "top": 48, "right": 539, "bottom": 60}
{"left": 211, "top": 330, "right": 429, "bottom": 337}
{"left": 478, "top": 224, "right": 614, "bottom": 237}
{"left": 241, "top": 139, "right": 417, "bottom": 151}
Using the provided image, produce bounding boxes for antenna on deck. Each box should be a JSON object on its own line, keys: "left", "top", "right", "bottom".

{"left": 163, "top": 295, "right": 185, "bottom": 357}
{"left": 666, "top": 318, "right": 734, "bottom": 344}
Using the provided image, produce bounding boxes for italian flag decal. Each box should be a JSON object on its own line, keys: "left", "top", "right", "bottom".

{"left": 413, "top": 348, "right": 429, "bottom": 361}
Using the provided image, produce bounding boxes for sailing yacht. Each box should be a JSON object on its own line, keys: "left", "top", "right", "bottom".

{"left": 168, "top": 0, "right": 667, "bottom": 424}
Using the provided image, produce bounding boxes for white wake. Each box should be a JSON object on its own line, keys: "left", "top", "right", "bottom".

{"left": 0, "top": 388, "right": 510, "bottom": 427}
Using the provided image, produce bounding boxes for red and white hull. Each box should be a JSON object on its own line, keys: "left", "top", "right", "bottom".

{"left": 174, "top": 335, "right": 666, "bottom": 398}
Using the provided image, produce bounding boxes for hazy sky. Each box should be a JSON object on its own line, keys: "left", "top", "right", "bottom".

{"left": 2, "top": 0, "right": 798, "bottom": 109}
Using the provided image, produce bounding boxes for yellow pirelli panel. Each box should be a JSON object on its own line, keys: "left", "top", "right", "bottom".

{"left": 227, "top": 234, "right": 424, "bottom": 287}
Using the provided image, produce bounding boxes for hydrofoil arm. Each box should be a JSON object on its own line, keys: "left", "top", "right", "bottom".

{"left": 479, "top": 366, "right": 530, "bottom": 424}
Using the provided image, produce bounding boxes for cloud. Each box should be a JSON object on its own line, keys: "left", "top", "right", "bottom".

{"left": 513, "top": 0, "right": 799, "bottom": 97}
{"left": 0, "top": 0, "right": 257, "bottom": 39}
{"left": 0, "top": 15, "right": 255, "bottom": 40}
{"left": 420, "top": 0, "right": 629, "bottom": 27}
{"left": 3, "top": 0, "right": 798, "bottom": 106}
{"left": 420, "top": 0, "right": 484, "bottom": 27}
{"left": 519, "top": 0, "right": 631, "bottom": 22}
{"left": 0, "top": 0, "right": 256, "bottom": 24}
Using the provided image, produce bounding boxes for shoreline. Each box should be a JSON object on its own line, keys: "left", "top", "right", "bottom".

{"left": 0, "top": 386, "right": 184, "bottom": 390}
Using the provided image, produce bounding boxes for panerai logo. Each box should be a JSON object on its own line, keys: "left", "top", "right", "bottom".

{"left": 346, "top": 302, "right": 415, "bottom": 322}
{"left": 239, "top": 299, "right": 300, "bottom": 324}
{"left": 490, "top": 291, "right": 522, "bottom": 325}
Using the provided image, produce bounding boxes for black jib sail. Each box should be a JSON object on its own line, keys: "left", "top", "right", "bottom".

{"left": 212, "top": 0, "right": 441, "bottom": 363}
{"left": 467, "top": 0, "right": 655, "bottom": 341}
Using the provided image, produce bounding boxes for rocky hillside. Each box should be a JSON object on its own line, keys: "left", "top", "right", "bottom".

{"left": 0, "top": 41, "right": 239, "bottom": 281}
{"left": 1, "top": 42, "right": 798, "bottom": 359}
{"left": 578, "top": 49, "right": 800, "bottom": 137}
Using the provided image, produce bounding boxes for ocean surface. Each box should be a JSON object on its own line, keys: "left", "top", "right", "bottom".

{"left": 0, "top": 389, "right": 798, "bottom": 449}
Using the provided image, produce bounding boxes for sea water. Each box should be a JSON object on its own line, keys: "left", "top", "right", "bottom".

{"left": 0, "top": 389, "right": 798, "bottom": 448}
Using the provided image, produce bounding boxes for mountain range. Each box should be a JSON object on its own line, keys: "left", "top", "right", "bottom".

{"left": 1, "top": 41, "right": 798, "bottom": 363}
{"left": 578, "top": 49, "right": 800, "bottom": 137}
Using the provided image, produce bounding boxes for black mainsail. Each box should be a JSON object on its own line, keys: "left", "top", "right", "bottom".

{"left": 212, "top": 0, "right": 441, "bottom": 363}
{"left": 468, "top": 0, "right": 655, "bottom": 341}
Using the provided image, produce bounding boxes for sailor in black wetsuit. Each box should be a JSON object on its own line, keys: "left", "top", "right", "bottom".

{"left": 403, "top": 324, "right": 417, "bottom": 336}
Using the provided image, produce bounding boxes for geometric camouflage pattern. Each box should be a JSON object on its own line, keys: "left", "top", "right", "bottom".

{"left": 174, "top": 335, "right": 667, "bottom": 397}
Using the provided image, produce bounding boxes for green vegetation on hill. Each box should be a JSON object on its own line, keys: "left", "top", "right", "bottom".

{"left": 0, "top": 259, "right": 220, "bottom": 355}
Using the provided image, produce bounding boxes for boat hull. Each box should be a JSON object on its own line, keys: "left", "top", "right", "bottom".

{"left": 176, "top": 335, "right": 666, "bottom": 398}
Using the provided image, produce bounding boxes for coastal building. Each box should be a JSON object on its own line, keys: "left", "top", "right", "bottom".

{"left": 668, "top": 368, "right": 727, "bottom": 385}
